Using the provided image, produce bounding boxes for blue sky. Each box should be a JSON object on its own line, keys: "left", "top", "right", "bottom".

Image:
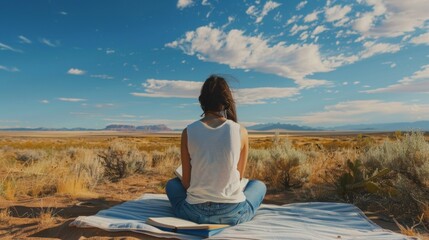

{"left": 1, "top": 0, "right": 428, "bottom": 129}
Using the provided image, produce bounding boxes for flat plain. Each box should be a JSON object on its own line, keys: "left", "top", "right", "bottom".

{"left": 0, "top": 131, "right": 428, "bottom": 239}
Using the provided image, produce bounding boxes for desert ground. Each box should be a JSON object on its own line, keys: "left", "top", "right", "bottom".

{"left": 0, "top": 131, "right": 428, "bottom": 239}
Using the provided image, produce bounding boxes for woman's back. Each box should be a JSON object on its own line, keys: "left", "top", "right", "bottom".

{"left": 165, "top": 75, "right": 266, "bottom": 226}
{"left": 185, "top": 119, "right": 246, "bottom": 204}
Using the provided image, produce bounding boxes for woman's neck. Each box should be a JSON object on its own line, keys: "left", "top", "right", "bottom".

{"left": 201, "top": 112, "right": 227, "bottom": 128}
{"left": 204, "top": 111, "right": 225, "bottom": 119}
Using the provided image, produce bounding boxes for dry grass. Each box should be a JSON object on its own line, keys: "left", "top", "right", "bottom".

{"left": 1, "top": 175, "right": 17, "bottom": 201}
{"left": 150, "top": 146, "right": 181, "bottom": 176}
{"left": 37, "top": 204, "right": 60, "bottom": 227}
{"left": 0, "top": 131, "right": 428, "bottom": 235}
{"left": 0, "top": 208, "right": 11, "bottom": 225}
{"left": 56, "top": 175, "right": 93, "bottom": 198}
{"left": 394, "top": 216, "right": 426, "bottom": 238}
{"left": 424, "top": 204, "right": 429, "bottom": 223}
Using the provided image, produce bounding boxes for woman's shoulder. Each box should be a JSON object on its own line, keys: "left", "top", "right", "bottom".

{"left": 228, "top": 120, "right": 246, "bottom": 129}
{"left": 186, "top": 120, "right": 204, "bottom": 130}
{"left": 239, "top": 124, "right": 248, "bottom": 136}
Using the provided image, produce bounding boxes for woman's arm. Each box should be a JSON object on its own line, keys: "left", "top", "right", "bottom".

{"left": 181, "top": 128, "right": 191, "bottom": 190}
{"left": 237, "top": 125, "right": 249, "bottom": 179}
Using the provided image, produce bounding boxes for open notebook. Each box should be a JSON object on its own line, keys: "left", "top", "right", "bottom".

{"left": 146, "top": 217, "right": 229, "bottom": 237}
{"left": 174, "top": 165, "right": 249, "bottom": 191}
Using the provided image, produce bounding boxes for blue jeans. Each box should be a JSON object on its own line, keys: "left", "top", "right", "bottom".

{"left": 165, "top": 178, "right": 267, "bottom": 226}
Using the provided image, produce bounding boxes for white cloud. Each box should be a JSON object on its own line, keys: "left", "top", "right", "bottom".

{"left": 284, "top": 100, "right": 429, "bottom": 125}
{"left": 59, "top": 11, "right": 68, "bottom": 15}
{"left": 299, "top": 31, "right": 309, "bottom": 41}
{"left": 58, "top": 98, "right": 87, "bottom": 102}
{"left": 304, "top": 11, "right": 319, "bottom": 22}
{"left": 333, "top": 17, "right": 350, "bottom": 27}
{"left": 353, "top": 81, "right": 360, "bottom": 85}
{"left": 354, "top": 0, "right": 429, "bottom": 38}
{"left": 360, "top": 41, "right": 401, "bottom": 58}
{"left": 131, "top": 79, "right": 300, "bottom": 104}
{"left": 246, "top": 1, "right": 281, "bottom": 24}
{"left": 364, "top": 64, "right": 429, "bottom": 93}
{"left": 410, "top": 32, "right": 429, "bottom": 46}
{"left": 168, "top": 25, "right": 405, "bottom": 88}
{"left": 0, "top": 42, "right": 22, "bottom": 52}
{"left": 201, "top": 0, "right": 210, "bottom": 6}
{"left": 222, "top": 16, "right": 235, "bottom": 28}
{"left": 132, "top": 79, "right": 201, "bottom": 98}
{"left": 40, "top": 38, "right": 59, "bottom": 47}
{"left": 177, "top": 0, "right": 193, "bottom": 9}
{"left": 67, "top": 68, "right": 85, "bottom": 75}
{"left": 91, "top": 74, "right": 114, "bottom": 80}
{"left": 120, "top": 114, "right": 138, "bottom": 118}
{"left": 324, "top": 40, "right": 400, "bottom": 70}
{"left": 18, "top": 35, "right": 31, "bottom": 44}
{"left": 95, "top": 103, "right": 114, "bottom": 108}
{"left": 0, "top": 65, "right": 19, "bottom": 72}
{"left": 353, "top": 13, "right": 374, "bottom": 33}
{"left": 70, "top": 112, "right": 104, "bottom": 117}
{"left": 296, "top": 1, "right": 307, "bottom": 10}
{"left": 234, "top": 87, "right": 300, "bottom": 104}
{"left": 286, "top": 15, "right": 300, "bottom": 26}
{"left": 40, "top": 100, "right": 49, "bottom": 104}
{"left": 312, "top": 25, "right": 327, "bottom": 36}
{"left": 325, "top": 5, "right": 352, "bottom": 22}
{"left": 246, "top": 6, "right": 257, "bottom": 16}
{"left": 259, "top": 1, "right": 281, "bottom": 23}
{"left": 106, "top": 49, "right": 115, "bottom": 54}
{"left": 290, "top": 24, "right": 309, "bottom": 36}
{"left": 166, "top": 26, "right": 331, "bottom": 87}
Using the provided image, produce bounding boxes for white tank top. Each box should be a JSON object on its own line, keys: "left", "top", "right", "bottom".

{"left": 185, "top": 119, "right": 246, "bottom": 204}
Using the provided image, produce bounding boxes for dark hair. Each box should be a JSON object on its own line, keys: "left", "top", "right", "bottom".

{"left": 198, "top": 75, "right": 237, "bottom": 122}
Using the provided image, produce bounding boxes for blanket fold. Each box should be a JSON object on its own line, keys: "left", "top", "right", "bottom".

{"left": 70, "top": 194, "right": 415, "bottom": 240}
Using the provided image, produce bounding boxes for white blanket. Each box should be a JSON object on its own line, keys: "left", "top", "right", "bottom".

{"left": 70, "top": 194, "right": 415, "bottom": 240}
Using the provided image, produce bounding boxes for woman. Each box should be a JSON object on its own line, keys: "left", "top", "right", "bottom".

{"left": 166, "top": 75, "right": 266, "bottom": 226}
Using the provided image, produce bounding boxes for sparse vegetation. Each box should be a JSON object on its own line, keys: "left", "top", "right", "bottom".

{"left": 15, "top": 149, "right": 46, "bottom": 164}
{"left": 98, "top": 141, "right": 147, "bottom": 182}
{"left": 0, "top": 131, "right": 428, "bottom": 237}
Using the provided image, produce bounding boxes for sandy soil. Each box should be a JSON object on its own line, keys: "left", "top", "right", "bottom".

{"left": 0, "top": 131, "right": 426, "bottom": 239}
{"left": 0, "top": 172, "right": 413, "bottom": 239}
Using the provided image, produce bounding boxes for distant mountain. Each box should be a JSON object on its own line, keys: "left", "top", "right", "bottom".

{"left": 105, "top": 124, "right": 171, "bottom": 132}
{"left": 331, "top": 121, "right": 429, "bottom": 131}
{"left": 247, "top": 122, "right": 319, "bottom": 131}
{"left": 104, "top": 125, "right": 136, "bottom": 131}
{"left": 0, "top": 127, "right": 97, "bottom": 131}
{"left": 0, "top": 124, "right": 172, "bottom": 132}
{"left": 136, "top": 124, "right": 171, "bottom": 132}
{"left": 1, "top": 121, "right": 428, "bottom": 132}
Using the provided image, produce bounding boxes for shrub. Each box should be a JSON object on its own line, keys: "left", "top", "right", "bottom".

{"left": 15, "top": 149, "right": 46, "bottom": 164}
{"left": 98, "top": 141, "right": 147, "bottom": 182}
{"left": 334, "top": 159, "right": 391, "bottom": 201}
{"left": 267, "top": 140, "right": 308, "bottom": 190}
{"left": 247, "top": 148, "right": 271, "bottom": 180}
{"left": 71, "top": 148, "right": 104, "bottom": 189}
{"left": 151, "top": 146, "right": 180, "bottom": 175}
{"left": 360, "top": 131, "right": 429, "bottom": 187}
{"left": 151, "top": 150, "right": 166, "bottom": 168}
